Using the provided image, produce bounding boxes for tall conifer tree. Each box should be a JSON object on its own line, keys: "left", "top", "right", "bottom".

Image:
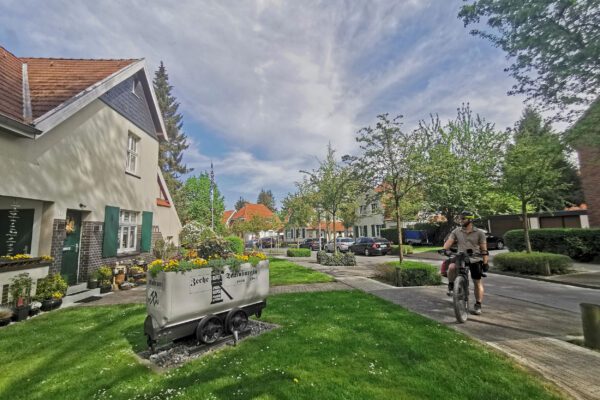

{"left": 153, "top": 62, "right": 192, "bottom": 210}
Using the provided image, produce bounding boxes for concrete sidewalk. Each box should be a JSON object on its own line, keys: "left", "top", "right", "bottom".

{"left": 285, "top": 256, "right": 600, "bottom": 400}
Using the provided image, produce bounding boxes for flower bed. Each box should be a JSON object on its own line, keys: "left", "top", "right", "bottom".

{"left": 148, "top": 251, "right": 267, "bottom": 277}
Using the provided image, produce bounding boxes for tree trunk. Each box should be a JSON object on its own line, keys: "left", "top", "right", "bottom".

{"left": 395, "top": 199, "right": 403, "bottom": 264}
{"left": 522, "top": 201, "right": 532, "bottom": 253}
{"left": 332, "top": 211, "right": 337, "bottom": 255}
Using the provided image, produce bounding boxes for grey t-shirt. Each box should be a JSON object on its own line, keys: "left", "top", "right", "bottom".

{"left": 449, "top": 227, "right": 486, "bottom": 256}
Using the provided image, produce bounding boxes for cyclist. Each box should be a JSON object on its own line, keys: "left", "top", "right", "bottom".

{"left": 442, "top": 211, "right": 489, "bottom": 315}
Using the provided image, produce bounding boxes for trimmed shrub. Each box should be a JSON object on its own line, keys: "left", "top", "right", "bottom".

{"left": 225, "top": 236, "right": 244, "bottom": 254}
{"left": 318, "top": 252, "right": 356, "bottom": 266}
{"left": 389, "top": 245, "right": 414, "bottom": 255}
{"left": 287, "top": 248, "right": 311, "bottom": 257}
{"left": 493, "top": 252, "right": 572, "bottom": 275}
{"left": 504, "top": 229, "right": 600, "bottom": 261}
{"left": 179, "top": 221, "right": 216, "bottom": 249}
{"left": 376, "top": 261, "right": 441, "bottom": 287}
{"left": 316, "top": 250, "right": 327, "bottom": 264}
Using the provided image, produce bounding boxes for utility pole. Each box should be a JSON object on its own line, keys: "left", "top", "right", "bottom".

{"left": 210, "top": 161, "right": 215, "bottom": 231}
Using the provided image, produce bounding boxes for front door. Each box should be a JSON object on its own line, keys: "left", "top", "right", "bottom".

{"left": 61, "top": 210, "right": 82, "bottom": 285}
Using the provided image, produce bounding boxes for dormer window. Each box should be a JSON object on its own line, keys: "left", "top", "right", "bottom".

{"left": 132, "top": 78, "right": 140, "bottom": 97}
{"left": 126, "top": 133, "right": 139, "bottom": 174}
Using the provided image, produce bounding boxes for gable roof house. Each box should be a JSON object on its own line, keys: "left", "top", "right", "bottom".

{"left": 0, "top": 45, "right": 181, "bottom": 285}
{"left": 223, "top": 203, "right": 281, "bottom": 241}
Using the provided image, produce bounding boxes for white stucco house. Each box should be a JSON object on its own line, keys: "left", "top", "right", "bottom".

{"left": 0, "top": 45, "right": 181, "bottom": 284}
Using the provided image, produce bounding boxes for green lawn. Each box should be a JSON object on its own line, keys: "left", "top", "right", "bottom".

{"left": 411, "top": 246, "right": 442, "bottom": 254}
{"left": 269, "top": 257, "right": 334, "bottom": 286}
{"left": 0, "top": 291, "right": 561, "bottom": 400}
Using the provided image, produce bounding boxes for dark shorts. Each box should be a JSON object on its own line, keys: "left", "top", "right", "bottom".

{"left": 449, "top": 258, "right": 483, "bottom": 280}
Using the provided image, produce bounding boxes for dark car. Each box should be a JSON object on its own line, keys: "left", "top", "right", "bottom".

{"left": 447, "top": 230, "right": 505, "bottom": 251}
{"left": 485, "top": 233, "right": 505, "bottom": 250}
{"left": 258, "top": 237, "right": 276, "bottom": 248}
{"left": 298, "top": 238, "right": 324, "bottom": 251}
{"left": 349, "top": 237, "right": 391, "bottom": 256}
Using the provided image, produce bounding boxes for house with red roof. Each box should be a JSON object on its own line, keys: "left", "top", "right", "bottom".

{"left": 223, "top": 203, "right": 281, "bottom": 241}
{"left": 0, "top": 45, "right": 181, "bottom": 285}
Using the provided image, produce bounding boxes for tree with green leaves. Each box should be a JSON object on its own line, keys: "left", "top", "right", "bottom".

{"left": 235, "top": 197, "right": 248, "bottom": 211}
{"left": 502, "top": 134, "right": 568, "bottom": 252}
{"left": 281, "top": 191, "right": 314, "bottom": 245}
{"left": 179, "top": 173, "right": 225, "bottom": 233}
{"left": 257, "top": 189, "right": 276, "bottom": 212}
{"left": 417, "top": 105, "right": 508, "bottom": 241}
{"left": 153, "top": 62, "right": 192, "bottom": 206}
{"left": 301, "top": 144, "right": 357, "bottom": 254}
{"left": 459, "top": 0, "right": 600, "bottom": 120}
{"left": 347, "top": 114, "right": 428, "bottom": 262}
{"left": 512, "top": 107, "right": 583, "bottom": 209}
{"left": 339, "top": 200, "right": 359, "bottom": 237}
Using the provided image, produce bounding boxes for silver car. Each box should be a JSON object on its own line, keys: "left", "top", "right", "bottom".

{"left": 325, "top": 237, "right": 355, "bottom": 253}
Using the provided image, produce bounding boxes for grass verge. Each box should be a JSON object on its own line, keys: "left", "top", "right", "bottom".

{"left": 0, "top": 291, "right": 562, "bottom": 400}
{"left": 269, "top": 257, "right": 334, "bottom": 286}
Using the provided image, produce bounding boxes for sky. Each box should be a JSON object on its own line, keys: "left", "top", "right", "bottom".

{"left": 1, "top": 0, "right": 536, "bottom": 210}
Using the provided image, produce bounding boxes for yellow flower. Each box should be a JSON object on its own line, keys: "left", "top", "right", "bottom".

{"left": 40, "top": 255, "right": 53, "bottom": 261}
{"left": 51, "top": 291, "right": 63, "bottom": 300}
{"left": 192, "top": 258, "right": 208, "bottom": 266}
{"left": 150, "top": 259, "right": 164, "bottom": 268}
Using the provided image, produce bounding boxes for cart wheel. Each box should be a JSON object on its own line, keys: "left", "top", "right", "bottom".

{"left": 225, "top": 309, "right": 248, "bottom": 333}
{"left": 146, "top": 335, "right": 156, "bottom": 353}
{"left": 196, "top": 315, "right": 224, "bottom": 344}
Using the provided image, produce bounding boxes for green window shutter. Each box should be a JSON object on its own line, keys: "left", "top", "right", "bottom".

{"left": 102, "top": 206, "right": 120, "bottom": 257}
{"left": 141, "top": 211, "right": 153, "bottom": 252}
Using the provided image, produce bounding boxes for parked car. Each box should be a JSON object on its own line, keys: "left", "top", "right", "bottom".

{"left": 298, "top": 238, "right": 324, "bottom": 251}
{"left": 244, "top": 239, "right": 258, "bottom": 248}
{"left": 485, "top": 232, "right": 505, "bottom": 250}
{"left": 325, "top": 237, "right": 355, "bottom": 253}
{"left": 403, "top": 230, "right": 429, "bottom": 245}
{"left": 447, "top": 229, "right": 505, "bottom": 250}
{"left": 258, "top": 237, "right": 276, "bottom": 248}
{"left": 349, "top": 237, "right": 391, "bottom": 256}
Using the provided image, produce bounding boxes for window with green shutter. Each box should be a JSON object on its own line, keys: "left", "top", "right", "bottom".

{"left": 102, "top": 206, "right": 120, "bottom": 257}
{"left": 141, "top": 211, "right": 153, "bottom": 252}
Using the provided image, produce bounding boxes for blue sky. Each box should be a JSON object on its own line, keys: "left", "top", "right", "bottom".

{"left": 1, "top": 0, "right": 535, "bottom": 209}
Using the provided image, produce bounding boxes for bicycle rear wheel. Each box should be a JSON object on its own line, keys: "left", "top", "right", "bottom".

{"left": 453, "top": 275, "right": 469, "bottom": 323}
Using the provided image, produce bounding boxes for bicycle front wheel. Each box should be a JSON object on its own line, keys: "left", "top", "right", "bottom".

{"left": 453, "top": 275, "right": 469, "bottom": 323}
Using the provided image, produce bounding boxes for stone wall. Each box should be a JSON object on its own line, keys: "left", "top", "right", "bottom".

{"left": 579, "top": 147, "right": 600, "bottom": 227}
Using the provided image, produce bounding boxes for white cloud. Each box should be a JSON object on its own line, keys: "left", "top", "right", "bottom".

{"left": 0, "top": 0, "right": 537, "bottom": 206}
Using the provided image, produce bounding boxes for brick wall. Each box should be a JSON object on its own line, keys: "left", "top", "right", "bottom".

{"left": 579, "top": 147, "right": 600, "bottom": 227}
{"left": 49, "top": 219, "right": 66, "bottom": 275}
{"left": 51, "top": 219, "right": 164, "bottom": 283}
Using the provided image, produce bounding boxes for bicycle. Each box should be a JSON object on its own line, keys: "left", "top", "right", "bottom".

{"left": 439, "top": 249, "right": 484, "bottom": 323}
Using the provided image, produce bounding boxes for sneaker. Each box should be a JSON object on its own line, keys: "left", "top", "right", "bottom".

{"left": 446, "top": 282, "right": 454, "bottom": 297}
{"left": 473, "top": 302, "right": 482, "bottom": 315}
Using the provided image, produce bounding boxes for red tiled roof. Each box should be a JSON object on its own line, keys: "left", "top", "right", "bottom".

{"left": 0, "top": 45, "right": 138, "bottom": 123}
{"left": 222, "top": 210, "right": 235, "bottom": 224}
{"left": 229, "top": 203, "right": 280, "bottom": 223}
{"left": 23, "top": 57, "right": 138, "bottom": 119}
{"left": 308, "top": 221, "right": 346, "bottom": 231}
{"left": 0, "top": 46, "right": 23, "bottom": 122}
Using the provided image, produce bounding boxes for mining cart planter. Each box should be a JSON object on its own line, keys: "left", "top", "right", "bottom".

{"left": 144, "top": 260, "right": 269, "bottom": 352}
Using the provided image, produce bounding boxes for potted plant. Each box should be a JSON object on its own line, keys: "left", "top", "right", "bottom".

{"left": 129, "top": 265, "right": 145, "bottom": 282}
{"left": 29, "top": 301, "right": 42, "bottom": 316}
{"left": 97, "top": 266, "right": 113, "bottom": 294}
{"left": 88, "top": 271, "right": 99, "bottom": 289}
{"left": 0, "top": 306, "right": 13, "bottom": 327}
{"left": 36, "top": 274, "right": 67, "bottom": 311}
{"left": 10, "top": 273, "right": 33, "bottom": 321}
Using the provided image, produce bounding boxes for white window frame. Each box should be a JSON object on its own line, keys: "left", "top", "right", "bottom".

{"left": 118, "top": 210, "right": 138, "bottom": 253}
{"left": 371, "top": 203, "right": 379, "bottom": 213}
{"left": 126, "top": 133, "right": 139, "bottom": 174}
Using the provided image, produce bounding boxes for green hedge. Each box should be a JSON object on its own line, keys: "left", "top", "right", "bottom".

{"left": 389, "top": 245, "right": 414, "bottom": 255}
{"left": 493, "top": 252, "right": 572, "bottom": 275}
{"left": 504, "top": 229, "right": 600, "bottom": 261}
{"left": 287, "top": 248, "right": 311, "bottom": 257}
{"left": 317, "top": 251, "right": 356, "bottom": 266}
{"left": 377, "top": 261, "right": 441, "bottom": 287}
{"left": 225, "top": 236, "right": 244, "bottom": 254}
